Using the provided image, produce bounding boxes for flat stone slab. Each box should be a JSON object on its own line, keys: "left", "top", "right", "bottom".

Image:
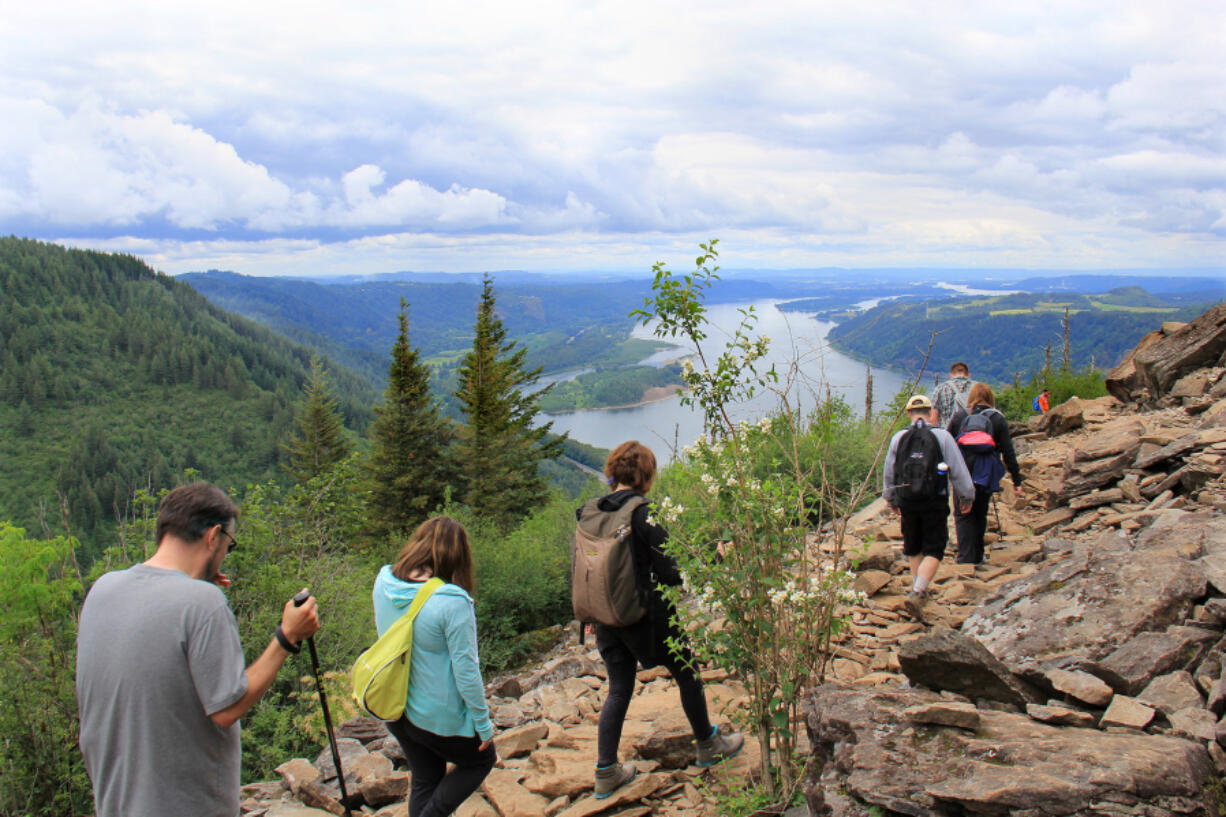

{"left": 1138, "top": 671, "right": 1204, "bottom": 715}
{"left": 1046, "top": 668, "right": 1114, "bottom": 707}
{"left": 962, "top": 529, "right": 1207, "bottom": 677}
{"left": 904, "top": 701, "right": 980, "bottom": 730}
{"left": 1096, "top": 626, "right": 1217, "bottom": 695}
{"left": 1100, "top": 695, "right": 1156, "bottom": 729}
{"left": 852, "top": 569, "right": 893, "bottom": 597}
{"left": 1026, "top": 703, "right": 1098, "bottom": 728}
{"left": 805, "top": 685, "right": 1210, "bottom": 817}
{"left": 1170, "top": 707, "right": 1218, "bottom": 742}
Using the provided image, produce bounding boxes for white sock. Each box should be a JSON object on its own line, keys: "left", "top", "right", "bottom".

{"left": 912, "top": 576, "right": 931, "bottom": 594}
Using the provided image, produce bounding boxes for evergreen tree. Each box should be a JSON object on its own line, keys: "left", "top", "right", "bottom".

{"left": 280, "top": 357, "right": 353, "bottom": 483}
{"left": 366, "top": 300, "right": 455, "bottom": 535}
{"left": 454, "top": 275, "right": 564, "bottom": 528}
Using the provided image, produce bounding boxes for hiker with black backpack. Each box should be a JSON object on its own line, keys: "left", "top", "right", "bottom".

{"left": 573, "top": 440, "right": 743, "bottom": 799}
{"left": 371, "top": 516, "right": 495, "bottom": 817}
{"left": 883, "top": 396, "right": 974, "bottom": 622}
{"left": 947, "top": 382, "right": 1023, "bottom": 567}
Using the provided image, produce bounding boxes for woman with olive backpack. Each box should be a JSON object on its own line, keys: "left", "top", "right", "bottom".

{"left": 575, "top": 440, "right": 743, "bottom": 799}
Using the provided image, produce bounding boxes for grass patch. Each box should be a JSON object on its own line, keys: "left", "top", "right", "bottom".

{"left": 1089, "top": 302, "right": 1179, "bottom": 313}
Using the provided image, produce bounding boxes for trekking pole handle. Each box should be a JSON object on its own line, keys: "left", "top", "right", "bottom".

{"left": 293, "top": 589, "right": 310, "bottom": 607}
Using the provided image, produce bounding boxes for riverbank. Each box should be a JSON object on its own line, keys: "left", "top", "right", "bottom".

{"left": 544, "top": 383, "right": 684, "bottom": 415}
{"left": 536, "top": 363, "right": 685, "bottom": 413}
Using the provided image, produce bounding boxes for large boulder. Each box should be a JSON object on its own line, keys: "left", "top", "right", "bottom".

{"left": 1106, "top": 329, "right": 1167, "bottom": 402}
{"left": 961, "top": 528, "right": 1208, "bottom": 680}
{"left": 1130, "top": 303, "right": 1226, "bottom": 400}
{"left": 1092, "top": 626, "right": 1217, "bottom": 695}
{"left": 1037, "top": 397, "right": 1084, "bottom": 438}
{"left": 898, "top": 627, "right": 1041, "bottom": 708}
{"left": 804, "top": 685, "right": 1212, "bottom": 817}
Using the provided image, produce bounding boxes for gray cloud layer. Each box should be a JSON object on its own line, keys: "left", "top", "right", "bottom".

{"left": 1, "top": 0, "right": 1223, "bottom": 273}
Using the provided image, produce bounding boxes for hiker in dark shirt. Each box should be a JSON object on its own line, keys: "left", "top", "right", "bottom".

{"left": 578, "top": 440, "right": 742, "bottom": 799}
{"left": 946, "top": 383, "right": 1023, "bottom": 565}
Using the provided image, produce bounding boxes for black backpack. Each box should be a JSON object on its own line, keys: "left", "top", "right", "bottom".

{"left": 893, "top": 424, "right": 943, "bottom": 504}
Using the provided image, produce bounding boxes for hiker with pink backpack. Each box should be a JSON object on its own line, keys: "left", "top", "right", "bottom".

{"left": 573, "top": 440, "right": 743, "bottom": 799}
{"left": 946, "top": 383, "right": 1024, "bottom": 566}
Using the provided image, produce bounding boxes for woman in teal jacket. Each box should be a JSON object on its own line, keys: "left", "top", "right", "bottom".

{"left": 373, "top": 517, "right": 495, "bottom": 817}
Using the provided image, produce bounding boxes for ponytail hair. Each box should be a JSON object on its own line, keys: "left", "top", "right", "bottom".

{"left": 604, "top": 441, "right": 657, "bottom": 494}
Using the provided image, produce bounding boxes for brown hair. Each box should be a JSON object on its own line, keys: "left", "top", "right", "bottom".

{"left": 156, "top": 483, "right": 238, "bottom": 546}
{"left": 605, "top": 441, "right": 657, "bottom": 494}
{"left": 392, "top": 516, "right": 475, "bottom": 594}
{"left": 950, "top": 362, "right": 970, "bottom": 376}
{"left": 967, "top": 382, "right": 996, "bottom": 409}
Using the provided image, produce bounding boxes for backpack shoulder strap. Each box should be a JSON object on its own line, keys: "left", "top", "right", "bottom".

{"left": 578, "top": 494, "right": 646, "bottom": 531}
{"left": 379, "top": 577, "right": 444, "bottom": 645}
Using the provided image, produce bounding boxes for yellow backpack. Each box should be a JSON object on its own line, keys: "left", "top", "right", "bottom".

{"left": 351, "top": 577, "right": 444, "bottom": 721}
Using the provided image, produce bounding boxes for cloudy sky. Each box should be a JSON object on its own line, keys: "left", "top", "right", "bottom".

{"left": 2, "top": 1, "right": 1223, "bottom": 276}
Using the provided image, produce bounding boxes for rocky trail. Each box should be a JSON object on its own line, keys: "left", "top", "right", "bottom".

{"left": 244, "top": 303, "right": 1226, "bottom": 817}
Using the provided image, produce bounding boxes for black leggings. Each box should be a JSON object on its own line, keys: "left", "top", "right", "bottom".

{"left": 954, "top": 485, "right": 993, "bottom": 564}
{"left": 595, "top": 628, "right": 712, "bottom": 767}
{"left": 386, "top": 716, "right": 495, "bottom": 817}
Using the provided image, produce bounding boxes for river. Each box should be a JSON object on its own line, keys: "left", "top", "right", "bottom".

{"left": 537, "top": 300, "right": 908, "bottom": 458}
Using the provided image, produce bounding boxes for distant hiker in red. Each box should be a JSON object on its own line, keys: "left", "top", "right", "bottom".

{"left": 575, "top": 440, "right": 743, "bottom": 799}
{"left": 1035, "top": 389, "right": 1051, "bottom": 413}
{"left": 948, "top": 383, "right": 1024, "bottom": 566}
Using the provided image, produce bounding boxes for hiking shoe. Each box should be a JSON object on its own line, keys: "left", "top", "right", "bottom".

{"left": 594, "top": 763, "right": 637, "bottom": 799}
{"left": 696, "top": 726, "right": 744, "bottom": 767}
{"left": 904, "top": 590, "right": 928, "bottom": 623}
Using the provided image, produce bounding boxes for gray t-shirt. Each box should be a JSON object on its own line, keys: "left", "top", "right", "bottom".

{"left": 77, "top": 564, "right": 248, "bottom": 817}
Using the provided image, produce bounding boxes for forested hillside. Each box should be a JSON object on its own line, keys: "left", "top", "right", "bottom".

{"left": 182, "top": 271, "right": 668, "bottom": 385}
{"left": 828, "top": 288, "right": 1215, "bottom": 384}
{"left": 0, "top": 238, "right": 378, "bottom": 556}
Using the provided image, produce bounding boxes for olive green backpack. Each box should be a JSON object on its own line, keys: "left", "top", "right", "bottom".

{"left": 351, "top": 577, "right": 444, "bottom": 721}
{"left": 572, "top": 495, "right": 648, "bottom": 628}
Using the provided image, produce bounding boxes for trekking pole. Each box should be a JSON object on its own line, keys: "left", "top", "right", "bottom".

{"left": 988, "top": 492, "right": 1003, "bottom": 563}
{"left": 293, "top": 590, "right": 354, "bottom": 817}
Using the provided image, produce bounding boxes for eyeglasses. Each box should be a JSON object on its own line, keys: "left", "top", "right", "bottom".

{"left": 218, "top": 528, "right": 238, "bottom": 554}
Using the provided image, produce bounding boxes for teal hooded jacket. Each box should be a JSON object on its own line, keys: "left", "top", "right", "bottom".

{"left": 372, "top": 565, "right": 494, "bottom": 741}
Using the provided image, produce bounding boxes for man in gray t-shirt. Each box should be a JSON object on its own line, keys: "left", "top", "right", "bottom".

{"left": 77, "top": 483, "right": 319, "bottom": 817}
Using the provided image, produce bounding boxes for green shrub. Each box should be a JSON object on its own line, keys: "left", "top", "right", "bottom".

{"left": 997, "top": 366, "right": 1108, "bottom": 422}
{"left": 444, "top": 490, "right": 590, "bottom": 672}
{"left": 0, "top": 524, "right": 92, "bottom": 816}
